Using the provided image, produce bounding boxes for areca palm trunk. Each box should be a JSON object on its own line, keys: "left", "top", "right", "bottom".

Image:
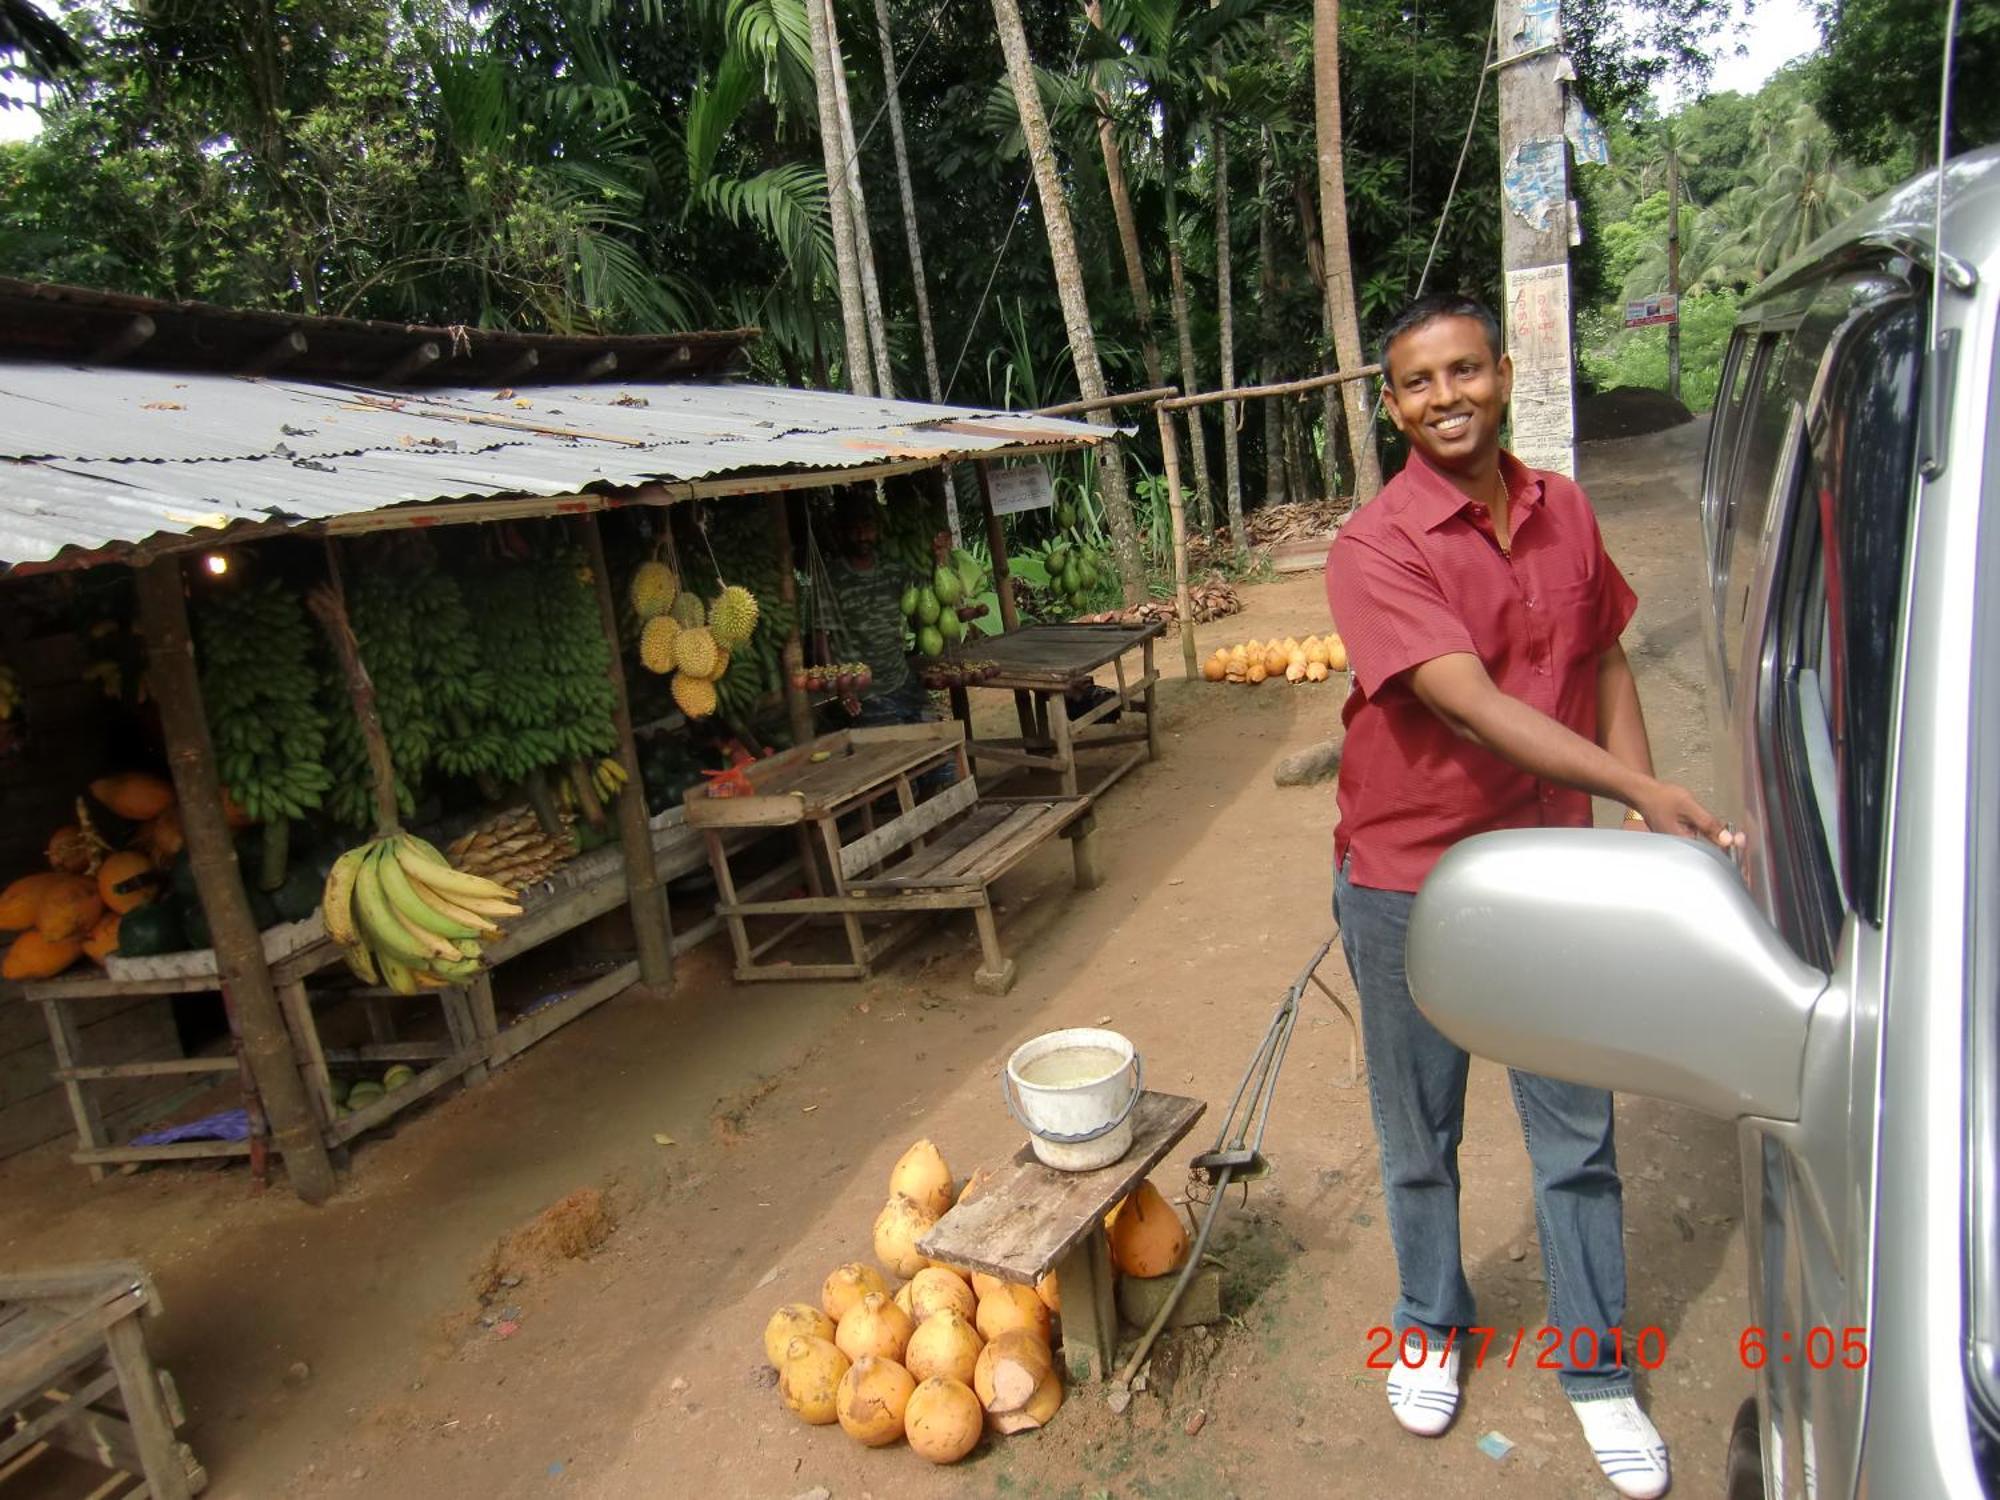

{"left": 873, "top": 0, "right": 963, "bottom": 539}
{"left": 824, "top": 0, "right": 896, "bottom": 398}
{"left": 991, "top": 0, "right": 1145, "bottom": 605}
{"left": 1083, "top": 0, "right": 1167, "bottom": 393}
{"left": 806, "top": 0, "right": 875, "bottom": 395}
{"left": 1164, "top": 162, "right": 1214, "bottom": 531}
{"left": 1257, "top": 136, "right": 1287, "bottom": 506}
{"left": 1311, "top": 0, "right": 1383, "bottom": 501}
{"left": 1213, "top": 116, "right": 1244, "bottom": 550}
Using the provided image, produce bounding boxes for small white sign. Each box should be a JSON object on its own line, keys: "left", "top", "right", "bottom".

{"left": 987, "top": 464, "right": 1054, "bottom": 516}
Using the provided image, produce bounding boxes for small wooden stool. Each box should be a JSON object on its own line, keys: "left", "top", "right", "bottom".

{"left": 918, "top": 1092, "right": 1205, "bottom": 1382}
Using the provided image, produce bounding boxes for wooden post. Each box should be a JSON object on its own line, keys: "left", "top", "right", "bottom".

{"left": 578, "top": 515, "right": 676, "bottom": 991}
{"left": 1496, "top": 0, "right": 1577, "bottom": 477}
{"left": 1155, "top": 406, "right": 1199, "bottom": 680}
{"left": 974, "top": 462, "right": 1021, "bottom": 633}
{"left": 1666, "top": 143, "right": 1682, "bottom": 401}
{"left": 136, "top": 558, "right": 337, "bottom": 1205}
{"left": 768, "top": 493, "right": 814, "bottom": 746}
{"left": 312, "top": 542, "right": 400, "bottom": 838}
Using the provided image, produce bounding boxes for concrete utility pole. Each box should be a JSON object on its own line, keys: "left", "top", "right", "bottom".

{"left": 1666, "top": 144, "right": 1682, "bottom": 400}
{"left": 1494, "top": 0, "right": 1576, "bottom": 478}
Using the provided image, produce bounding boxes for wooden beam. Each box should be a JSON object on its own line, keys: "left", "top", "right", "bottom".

{"left": 242, "top": 329, "right": 308, "bottom": 378}
{"left": 1157, "top": 364, "right": 1382, "bottom": 410}
{"left": 974, "top": 463, "right": 1021, "bottom": 633}
{"left": 93, "top": 314, "right": 155, "bottom": 364}
{"left": 135, "top": 558, "right": 336, "bottom": 1204}
{"left": 497, "top": 347, "right": 540, "bottom": 385}
{"left": 1032, "top": 385, "right": 1177, "bottom": 418}
{"left": 311, "top": 543, "right": 401, "bottom": 838}
{"left": 578, "top": 514, "right": 675, "bottom": 989}
{"left": 768, "top": 493, "right": 813, "bottom": 746}
{"left": 380, "top": 340, "right": 441, "bottom": 385}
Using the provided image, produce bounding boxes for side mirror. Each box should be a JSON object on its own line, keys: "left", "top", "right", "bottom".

{"left": 1405, "top": 830, "right": 1827, "bottom": 1120}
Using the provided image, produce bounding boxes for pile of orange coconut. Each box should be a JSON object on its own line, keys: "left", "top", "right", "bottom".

{"left": 759, "top": 1138, "right": 1188, "bottom": 1465}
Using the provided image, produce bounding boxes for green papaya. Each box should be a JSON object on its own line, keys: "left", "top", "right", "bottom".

{"left": 915, "top": 589, "right": 941, "bottom": 626}
{"left": 932, "top": 565, "right": 963, "bottom": 608}
{"left": 917, "top": 625, "right": 945, "bottom": 658}
{"left": 939, "top": 611, "right": 964, "bottom": 645}
{"left": 900, "top": 584, "right": 920, "bottom": 617}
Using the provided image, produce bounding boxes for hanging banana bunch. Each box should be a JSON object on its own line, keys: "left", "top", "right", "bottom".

{"left": 322, "top": 831, "right": 522, "bottom": 994}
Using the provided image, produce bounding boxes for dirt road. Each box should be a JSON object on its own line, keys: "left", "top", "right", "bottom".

{"left": 0, "top": 419, "right": 1746, "bottom": 1500}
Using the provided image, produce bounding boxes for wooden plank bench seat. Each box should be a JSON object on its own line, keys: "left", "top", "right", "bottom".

{"left": 843, "top": 788, "right": 1098, "bottom": 993}
{"left": 918, "top": 1091, "right": 1206, "bottom": 1382}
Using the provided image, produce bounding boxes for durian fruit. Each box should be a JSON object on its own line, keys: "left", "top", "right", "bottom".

{"left": 671, "top": 592, "right": 707, "bottom": 629}
{"left": 671, "top": 672, "right": 718, "bottom": 719}
{"left": 703, "top": 648, "right": 731, "bottom": 684}
{"left": 709, "top": 585, "right": 760, "bottom": 649}
{"left": 674, "top": 625, "right": 720, "bottom": 679}
{"left": 629, "top": 560, "right": 678, "bottom": 620}
{"left": 639, "top": 615, "right": 681, "bottom": 675}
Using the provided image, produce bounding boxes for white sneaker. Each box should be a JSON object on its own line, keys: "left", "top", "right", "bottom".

{"left": 1571, "top": 1393, "right": 1671, "bottom": 1498}
{"left": 1384, "top": 1334, "right": 1459, "bottom": 1437}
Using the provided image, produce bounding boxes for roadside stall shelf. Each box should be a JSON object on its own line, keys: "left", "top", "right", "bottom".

{"left": 16, "top": 922, "right": 344, "bottom": 1178}
{"left": 944, "top": 621, "right": 1167, "bottom": 799}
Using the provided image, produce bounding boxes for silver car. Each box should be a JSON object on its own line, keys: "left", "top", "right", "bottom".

{"left": 1405, "top": 147, "right": 2000, "bottom": 1497}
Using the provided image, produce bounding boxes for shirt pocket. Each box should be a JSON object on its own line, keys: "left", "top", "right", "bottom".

{"left": 1542, "top": 573, "right": 1607, "bottom": 674}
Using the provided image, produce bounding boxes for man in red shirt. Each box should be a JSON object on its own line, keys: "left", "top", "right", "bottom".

{"left": 1326, "top": 293, "right": 1727, "bottom": 1500}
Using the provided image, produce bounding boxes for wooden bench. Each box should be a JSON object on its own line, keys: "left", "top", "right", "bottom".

{"left": 918, "top": 1091, "right": 1206, "bottom": 1382}
{"left": 0, "top": 1262, "right": 204, "bottom": 1498}
{"left": 841, "top": 777, "right": 1098, "bottom": 994}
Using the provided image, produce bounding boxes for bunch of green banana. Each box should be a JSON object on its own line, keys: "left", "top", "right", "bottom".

{"left": 463, "top": 561, "right": 564, "bottom": 780}
{"left": 322, "top": 832, "right": 523, "bottom": 994}
{"left": 194, "top": 579, "right": 334, "bottom": 823}
{"left": 535, "top": 548, "right": 618, "bottom": 762}
{"left": 406, "top": 551, "right": 504, "bottom": 782}
{"left": 589, "top": 755, "right": 627, "bottom": 803}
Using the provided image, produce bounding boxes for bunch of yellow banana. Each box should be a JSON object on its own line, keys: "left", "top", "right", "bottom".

{"left": 590, "top": 755, "right": 628, "bottom": 803}
{"left": 322, "top": 833, "right": 523, "bottom": 994}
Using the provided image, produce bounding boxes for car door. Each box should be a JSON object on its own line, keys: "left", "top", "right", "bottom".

{"left": 1731, "top": 268, "right": 1924, "bottom": 1499}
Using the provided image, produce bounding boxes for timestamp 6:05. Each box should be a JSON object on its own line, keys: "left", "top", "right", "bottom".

{"left": 1740, "top": 1326, "right": 1869, "bottom": 1370}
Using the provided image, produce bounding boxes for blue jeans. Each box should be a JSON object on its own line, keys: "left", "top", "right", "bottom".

{"left": 1334, "top": 858, "right": 1633, "bottom": 1399}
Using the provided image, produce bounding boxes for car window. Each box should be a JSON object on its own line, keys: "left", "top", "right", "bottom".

{"left": 1703, "top": 333, "right": 1757, "bottom": 559}
{"left": 1761, "top": 285, "right": 1922, "bottom": 960}
{"left": 1719, "top": 333, "right": 1796, "bottom": 697}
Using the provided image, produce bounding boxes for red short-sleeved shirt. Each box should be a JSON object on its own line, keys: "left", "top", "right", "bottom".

{"left": 1326, "top": 447, "right": 1637, "bottom": 892}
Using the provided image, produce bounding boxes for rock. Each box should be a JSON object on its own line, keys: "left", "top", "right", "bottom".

{"left": 1184, "top": 1408, "right": 1207, "bottom": 1436}
{"left": 791, "top": 1489, "right": 831, "bottom": 1500}
{"left": 284, "top": 1361, "right": 311, "bottom": 1387}
{"left": 1275, "top": 741, "right": 1342, "bottom": 787}
{"left": 1507, "top": 1242, "right": 1527, "bottom": 1262}
{"left": 1118, "top": 1266, "right": 1222, "bottom": 1332}
{"left": 1106, "top": 1387, "right": 1133, "bottom": 1416}
{"left": 669, "top": 1377, "right": 688, "bottom": 1394}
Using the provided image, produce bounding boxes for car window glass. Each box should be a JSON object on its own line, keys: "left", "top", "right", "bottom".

{"left": 1761, "top": 281, "right": 1922, "bottom": 959}
{"left": 1703, "top": 334, "right": 1757, "bottom": 556}
{"left": 1720, "top": 334, "right": 1795, "bottom": 694}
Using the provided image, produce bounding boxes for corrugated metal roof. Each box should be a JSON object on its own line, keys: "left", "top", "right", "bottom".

{"left": 0, "top": 364, "right": 1115, "bottom": 572}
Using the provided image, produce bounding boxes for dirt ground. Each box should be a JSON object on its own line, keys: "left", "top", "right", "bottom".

{"left": 0, "top": 419, "right": 1748, "bottom": 1500}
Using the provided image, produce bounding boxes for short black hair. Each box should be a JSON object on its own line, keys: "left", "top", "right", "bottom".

{"left": 1378, "top": 293, "right": 1503, "bottom": 372}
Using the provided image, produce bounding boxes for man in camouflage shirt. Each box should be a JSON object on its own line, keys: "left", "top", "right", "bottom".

{"left": 828, "top": 492, "right": 925, "bottom": 728}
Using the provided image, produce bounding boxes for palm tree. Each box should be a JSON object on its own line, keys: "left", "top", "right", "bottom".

{"left": 0, "top": 0, "right": 76, "bottom": 81}
{"left": 1311, "top": 0, "right": 1381, "bottom": 501}
{"left": 991, "top": 0, "right": 1146, "bottom": 604}
{"left": 1620, "top": 203, "right": 1753, "bottom": 300}
{"left": 1213, "top": 112, "right": 1244, "bottom": 549}
{"left": 804, "top": 0, "right": 877, "bottom": 392}
{"left": 1750, "top": 106, "right": 1867, "bottom": 273}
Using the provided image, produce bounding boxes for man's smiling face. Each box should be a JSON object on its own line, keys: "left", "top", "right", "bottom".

{"left": 1381, "top": 314, "right": 1513, "bottom": 476}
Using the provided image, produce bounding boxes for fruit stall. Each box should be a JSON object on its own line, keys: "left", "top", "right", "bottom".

{"left": 0, "top": 280, "right": 1121, "bottom": 1200}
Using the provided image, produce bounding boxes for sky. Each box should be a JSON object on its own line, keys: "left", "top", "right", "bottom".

{"left": 0, "top": 0, "right": 1826, "bottom": 145}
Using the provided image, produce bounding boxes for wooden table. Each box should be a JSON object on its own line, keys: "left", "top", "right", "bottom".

{"left": 684, "top": 722, "right": 974, "bottom": 984}
{"left": 919, "top": 1091, "right": 1206, "bottom": 1383}
{"left": 0, "top": 1262, "right": 204, "bottom": 1498}
{"left": 946, "top": 622, "right": 1166, "bottom": 799}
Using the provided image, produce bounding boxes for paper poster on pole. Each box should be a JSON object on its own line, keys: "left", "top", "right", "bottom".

{"left": 986, "top": 464, "right": 1054, "bottom": 516}
{"left": 1504, "top": 262, "right": 1576, "bottom": 478}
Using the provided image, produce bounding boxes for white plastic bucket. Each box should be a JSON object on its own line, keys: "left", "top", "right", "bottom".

{"left": 1003, "top": 1027, "right": 1143, "bottom": 1171}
